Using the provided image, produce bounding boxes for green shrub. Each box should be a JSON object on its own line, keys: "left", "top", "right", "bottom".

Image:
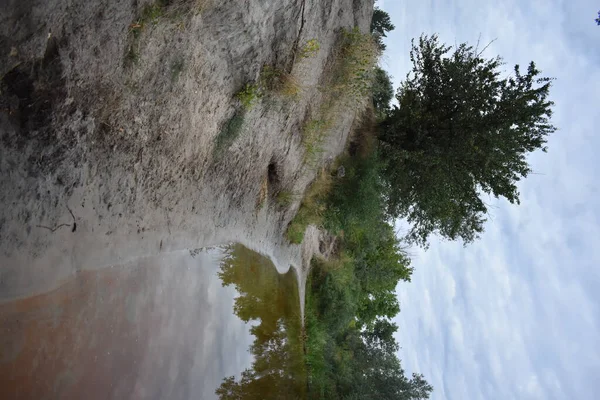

{"left": 299, "top": 39, "right": 321, "bottom": 58}
{"left": 259, "top": 66, "right": 301, "bottom": 98}
{"left": 285, "top": 169, "right": 332, "bottom": 244}
{"left": 276, "top": 190, "right": 295, "bottom": 207}
{"left": 236, "top": 83, "right": 262, "bottom": 109}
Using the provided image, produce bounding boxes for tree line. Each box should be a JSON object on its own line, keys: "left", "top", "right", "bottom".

{"left": 303, "top": 3, "right": 555, "bottom": 399}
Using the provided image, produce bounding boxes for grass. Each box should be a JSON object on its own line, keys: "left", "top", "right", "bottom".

{"left": 276, "top": 190, "right": 296, "bottom": 207}
{"left": 214, "top": 109, "right": 246, "bottom": 154}
{"left": 302, "top": 118, "right": 333, "bottom": 165}
{"left": 296, "top": 28, "right": 378, "bottom": 168}
{"left": 299, "top": 39, "right": 321, "bottom": 58}
{"left": 259, "top": 65, "right": 301, "bottom": 99}
{"left": 286, "top": 169, "right": 333, "bottom": 243}
{"left": 124, "top": 0, "right": 210, "bottom": 67}
{"left": 141, "top": 2, "right": 165, "bottom": 24}
{"left": 332, "top": 28, "right": 379, "bottom": 105}
{"left": 236, "top": 83, "right": 262, "bottom": 109}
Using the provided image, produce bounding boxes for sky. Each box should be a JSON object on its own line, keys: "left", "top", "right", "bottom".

{"left": 378, "top": 1, "right": 600, "bottom": 399}
{"left": 132, "top": 249, "right": 255, "bottom": 399}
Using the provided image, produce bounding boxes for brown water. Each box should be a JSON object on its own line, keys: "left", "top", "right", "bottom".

{"left": 0, "top": 245, "right": 305, "bottom": 400}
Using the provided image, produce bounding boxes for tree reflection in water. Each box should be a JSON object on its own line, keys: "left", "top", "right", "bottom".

{"left": 216, "top": 244, "right": 306, "bottom": 399}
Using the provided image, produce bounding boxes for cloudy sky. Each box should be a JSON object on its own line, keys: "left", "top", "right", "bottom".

{"left": 378, "top": 0, "right": 600, "bottom": 399}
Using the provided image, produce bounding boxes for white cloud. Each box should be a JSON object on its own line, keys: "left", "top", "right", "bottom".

{"left": 386, "top": 0, "right": 600, "bottom": 399}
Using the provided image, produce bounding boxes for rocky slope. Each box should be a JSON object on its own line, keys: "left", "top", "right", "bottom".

{"left": 0, "top": 0, "right": 373, "bottom": 302}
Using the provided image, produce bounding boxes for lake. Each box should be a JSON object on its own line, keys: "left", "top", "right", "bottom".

{"left": 0, "top": 244, "right": 306, "bottom": 399}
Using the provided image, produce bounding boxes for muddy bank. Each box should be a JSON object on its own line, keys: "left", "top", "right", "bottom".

{"left": 0, "top": 0, "right": 373, "bottom": 302}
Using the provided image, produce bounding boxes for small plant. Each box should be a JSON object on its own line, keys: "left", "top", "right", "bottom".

{"left": 279, "top": 73, "right": 301, "bottom": 98}
{"left": 141, "top": 2, "right": 164, "bottom": 24}
{"left": 285, "top": 169, "right": 333, "bottom": 243}
{"left": 236, "top": 83, "right": 262, "bottom": 109}
{"left": 276, "top": 190, "right": 296, "bottom": 207}
{"left": 300, "top": 39, "right": 321, "bottom": 58}
{"left": 259, "top": 66, "right": 301, "bottom": 98}
{"left": 286, "top": 219, "right": 307, "bottom": 244}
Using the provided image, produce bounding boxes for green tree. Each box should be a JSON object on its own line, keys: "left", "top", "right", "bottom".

{"left": 372, "top": 66, "right": 394, "bottom": 118}
{"left": 379, "top": 34, "right": 556, "bottom": 246}
{"left": 371, "top": 7, "right": 395, "bottom": 51}
{"left": 340, "top": 331, "right": 433, "bottom": 400}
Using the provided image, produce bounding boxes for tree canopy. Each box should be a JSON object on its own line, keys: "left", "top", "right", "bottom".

{"left": 372, "top": 66, "right": 394, "bottom": 119}
{"left": 371, "top": 7, "right": 395, "bottom": 50}
{"left": 379, "top": 34, "right": 556, "bottom": 246}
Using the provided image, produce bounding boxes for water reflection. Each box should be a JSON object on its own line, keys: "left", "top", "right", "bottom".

{"left": 0, "top": 245, "right": 304, "bottom": 400}
{"left": 216, "top": 244, "right": 306, "bottom": 399}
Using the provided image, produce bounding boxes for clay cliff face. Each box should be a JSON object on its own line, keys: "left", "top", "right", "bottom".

{"left": 0, "top": 0, "right": 373, "bottom": 300}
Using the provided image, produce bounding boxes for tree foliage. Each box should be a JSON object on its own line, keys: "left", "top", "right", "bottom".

{"left": 379, "top": 34, "right": 556, "bottom": 246}
{"left": 303, "top": 152, "right": 431, "bottom": 399}
{"left": 323, "top": 153, "right": 412, "bottom": 327}
{"left": 372, "top": 66, "right": 394, "bottom": 118}
{"left": 371, "top": 7, "right": 395, "bottom": 50}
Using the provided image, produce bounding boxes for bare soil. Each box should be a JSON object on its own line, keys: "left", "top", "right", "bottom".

{"left": 0, "top": 0, "right": 373, "bottom": 311}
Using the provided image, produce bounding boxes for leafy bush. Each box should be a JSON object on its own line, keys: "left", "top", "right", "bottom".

{"left": 236, "top": 83, "right": 262, "bottom": 109}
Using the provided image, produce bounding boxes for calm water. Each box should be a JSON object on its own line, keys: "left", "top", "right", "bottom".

{"left": 0, "top": 245, "right": 306, "bottom": 399}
